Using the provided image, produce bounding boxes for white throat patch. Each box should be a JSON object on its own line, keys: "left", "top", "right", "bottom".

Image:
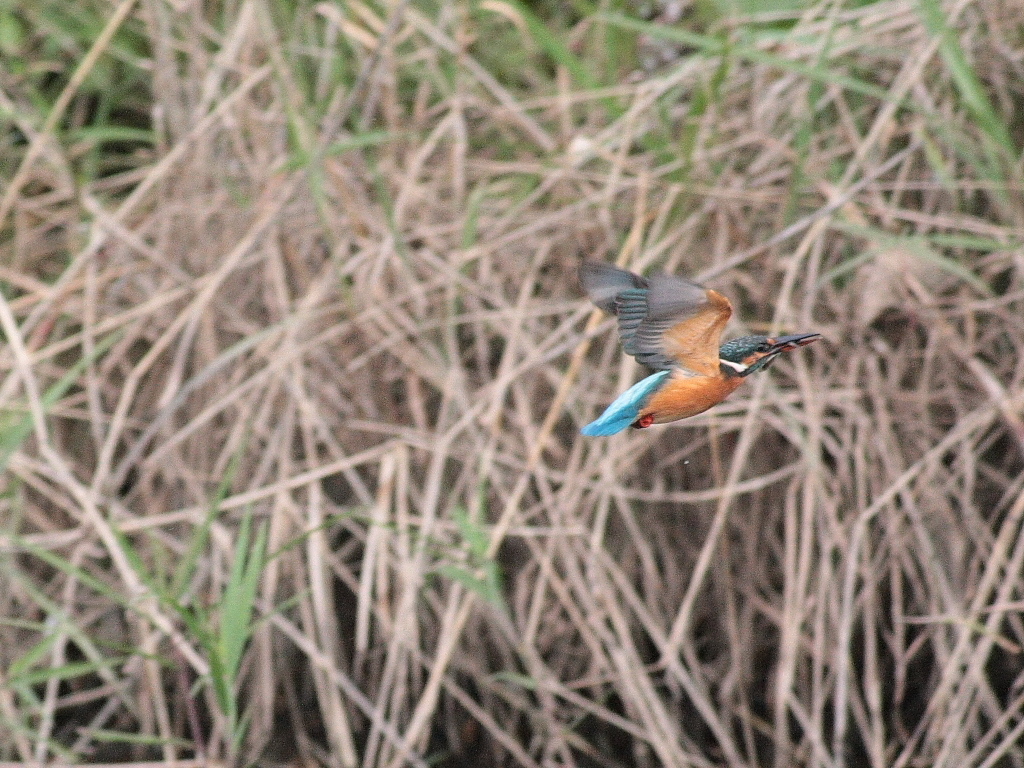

{"left": 719, "top": 358, "right": 749, "bottom": 373}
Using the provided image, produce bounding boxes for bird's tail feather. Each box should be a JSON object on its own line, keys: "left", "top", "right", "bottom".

{"left": 581, "top": 371, "right": 670, "bottom": 436}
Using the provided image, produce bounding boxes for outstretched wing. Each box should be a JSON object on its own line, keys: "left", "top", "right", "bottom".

{"left": 580, "top": 261, "right": 733, "bottom": 376}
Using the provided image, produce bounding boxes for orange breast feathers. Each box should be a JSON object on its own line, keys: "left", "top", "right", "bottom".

{"left": 639, "top": 372, "right": 744, "bottom": 424}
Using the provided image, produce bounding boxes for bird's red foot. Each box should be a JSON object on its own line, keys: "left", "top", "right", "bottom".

{"left": 632, "top": 414, "right": 654, "bottom": 429}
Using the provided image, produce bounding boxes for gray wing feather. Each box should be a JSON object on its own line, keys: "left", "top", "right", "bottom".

{"left": 579, "top": 262, "right": 647, "bottom": 314}
{"left": 580, "top": 262, "right": 711, "bottom": 371}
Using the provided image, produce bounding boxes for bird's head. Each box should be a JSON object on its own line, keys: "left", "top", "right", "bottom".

{"left": 719, "top": 333, "right": 821, "bottom": 377}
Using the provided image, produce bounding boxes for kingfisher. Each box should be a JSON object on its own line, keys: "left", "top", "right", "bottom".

{"left": 580, "top": 262, "right": 821, "bottom": 436}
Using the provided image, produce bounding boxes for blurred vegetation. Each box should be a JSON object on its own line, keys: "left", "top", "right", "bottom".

{"left": 3, "top": 0, "right": 1024, "bottom": 766}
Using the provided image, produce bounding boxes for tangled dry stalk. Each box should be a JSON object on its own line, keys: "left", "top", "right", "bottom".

{"left": 3, "top": 0, "right": 1024, "bottom": 766}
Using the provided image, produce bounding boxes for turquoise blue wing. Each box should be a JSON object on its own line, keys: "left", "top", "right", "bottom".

{"left": 581, "top": 371, "right": 670, "bottom": 436}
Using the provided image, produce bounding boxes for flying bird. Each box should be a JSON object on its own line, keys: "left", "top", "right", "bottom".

{"left": 580, "top": 262, "right": 820, "bottom": 436}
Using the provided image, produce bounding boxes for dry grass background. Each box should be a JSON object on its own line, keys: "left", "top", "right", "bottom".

{"left": 3, "top": 0, "right": 1024, "bottom": 766}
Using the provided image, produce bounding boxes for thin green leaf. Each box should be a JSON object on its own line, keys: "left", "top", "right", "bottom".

{"left": 601, "top": 12, "right": 893, "bottom": 103}
{"left": 219, "top": 511, "right": 268, "bottom": 682}
{"left": 504, "top": 1, "right": 599, "bottom": 91}
{"left": 14, "top": 658, "right": 129, "bottom": 687}
{"left": 917, "top": 0, "right": 1016, "bottom": 162}
{"left": 0, "top": 331, "right": 121, "bottom": 471}
{"left": 90, "top": 729, "right": 191, "bottom": 747}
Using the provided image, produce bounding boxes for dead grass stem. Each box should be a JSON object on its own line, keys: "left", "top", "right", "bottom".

{"left": 4, "top": 0, "right": 1024, "bottom": 766}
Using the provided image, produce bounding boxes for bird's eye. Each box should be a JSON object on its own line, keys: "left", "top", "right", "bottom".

{"left": 758, "top": 343, "right": 771, "bottom": 353}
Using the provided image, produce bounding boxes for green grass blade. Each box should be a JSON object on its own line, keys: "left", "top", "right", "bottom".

{"left": 170, "top": 438, "right": 246, "bottom": 600}
{"left": 219, "top": 511, "right": 268, "bottom": 683}
{"left": 503, "top": 0, "right": 599, "bottom": 91}
{"left": 917, "top": 0, "right": 1016, "bottom": 165}
{"left": 0, "top": 330, "right": 121, "bottom": 472}
{"left": 601, "top": 12, "right": 893, "bottom": 103}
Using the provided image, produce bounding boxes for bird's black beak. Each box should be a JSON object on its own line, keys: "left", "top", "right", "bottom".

{"left": 755, "top": 333, "right": 821, "bottom": 371}
{"left": 769, "top": 332, "right": 822, "bottom": 352}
